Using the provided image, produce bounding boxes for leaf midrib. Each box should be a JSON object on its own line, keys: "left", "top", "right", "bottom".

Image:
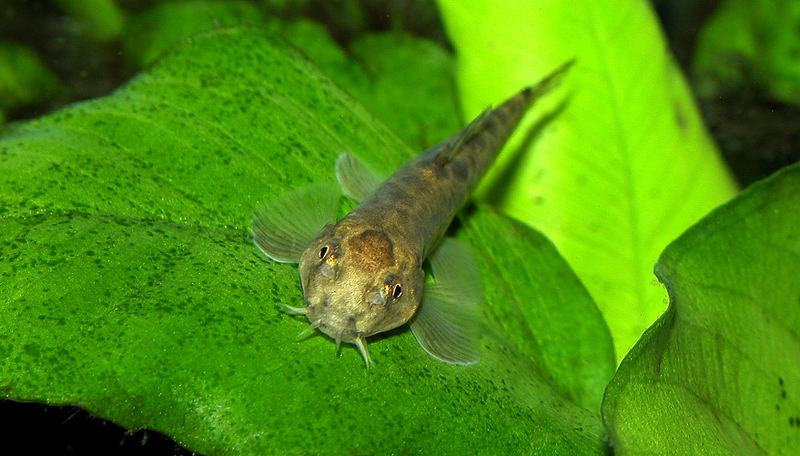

{"left": 584, "top": 1, "right": 646, "bottom": 316}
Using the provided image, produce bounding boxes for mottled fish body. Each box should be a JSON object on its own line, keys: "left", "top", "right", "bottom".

{"left": 252, "top": 62, "right": 571, "bottom": 367}
{"left": 344, "top": 85, "right": 540, "bottom": 260}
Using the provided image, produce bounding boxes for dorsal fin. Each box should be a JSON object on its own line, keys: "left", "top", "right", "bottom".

{"left": 434, "top": 59, "right": 575, "bottom": 166}
{"left": 434, "top": 107, "right": 492, "bottom": 165}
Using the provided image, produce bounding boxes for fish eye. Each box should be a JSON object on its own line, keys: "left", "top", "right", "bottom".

{"left": 319, "top": 244, "right": 330, "bottom": 260}
{"left": 392, "top": 283, "right": 403, "bottom": 299}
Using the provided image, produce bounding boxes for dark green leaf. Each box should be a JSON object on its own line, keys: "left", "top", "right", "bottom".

{"left": 462, "top": 208, "right": 615, "bottom": 412}
{"left": 122, "top": 0, "right": 461, "bottom": 151}
{"left": 603, "top": 163, "right": 800, "bottom": 454}
{"left": 1, "top": 27, "right": 612, "bottom": 454}
{"left": 347, "top": 32, "right": 461, "bottom": 150}
{"left": 53, "top": 0, "right": 126, "bottom": 41}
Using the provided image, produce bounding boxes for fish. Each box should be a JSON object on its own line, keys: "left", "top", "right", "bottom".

{"left": 252, "top": 61, "right": 572, "bottom": 367}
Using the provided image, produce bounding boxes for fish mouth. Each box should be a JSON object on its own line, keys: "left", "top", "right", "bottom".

{"left": 316, "top": 322, "right": 358, "bottom": 343}
{"left": 305, "top": 305, "right": 360, "bottom": 342}
{"left": 285, "top": 302, "right": 373, "bottom": 367}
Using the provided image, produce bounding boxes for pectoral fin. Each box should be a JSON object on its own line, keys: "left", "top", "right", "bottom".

{"left": 410, "top": 238, "right": 482, "bottom": 365}
{"left": 252, "top": 182, "right": 340, "bottom": 263}
{"left": 335, "top": 153, "right": 385, "bottom": 202}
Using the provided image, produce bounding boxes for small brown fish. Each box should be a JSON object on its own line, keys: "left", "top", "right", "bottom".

{"left": 252, "top": 62, "right": 571, "bottom": 367}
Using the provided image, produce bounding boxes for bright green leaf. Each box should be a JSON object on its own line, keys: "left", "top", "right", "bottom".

{"left": 603, "top": 162, "right": 800, "bottom": 454}
{"left": 1, "top": 27, "right": 613, "bottom": 454}
{"left": 437, "top": 0, "right": 738, "bottom": 361}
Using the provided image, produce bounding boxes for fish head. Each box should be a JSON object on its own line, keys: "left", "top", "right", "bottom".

{"left": 298, "top": 222, "right": 424, "bottom": 343}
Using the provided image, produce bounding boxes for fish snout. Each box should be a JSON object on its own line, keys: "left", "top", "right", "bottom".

{"left": 304, "top": 294, "right": 362, "bottom": 334}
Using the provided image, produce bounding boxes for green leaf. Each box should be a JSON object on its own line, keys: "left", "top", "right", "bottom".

{"left": 461, "top": 208, "right": 615, "bottom": 412}
{"left": 693, "top": 0, "right": 800, "bottom": 104}
{"left": 437, "top": 0, "right": 738, "bottom": 361}
{"left": 1, "top": 27, "right": 613, "bottom": 454}
{"left": 602, "top": 163, "right": 800, "bottom": 454}
{"left": 0, "top": 41, "right": 62, "bottom": 112}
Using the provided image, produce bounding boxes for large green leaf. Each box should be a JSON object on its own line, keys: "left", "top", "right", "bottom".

{"left": 345, "top": 32, "right": 461, "bottom": 150}
{"left": 272, "top": 19, "right": 462, "bottom": 152}
{"left": 437, "top": 0, "right": 738, "bottom": 361}
{"left": 603, "top": 163, "right": 800, "bottom": 454}
{"left": 0, "top": 27, "right": 614, "bottom": 454}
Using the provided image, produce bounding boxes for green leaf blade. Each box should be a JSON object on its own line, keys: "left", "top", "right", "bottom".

{"left": 437, "top": 0, "right": 739, "bottom": 362}
{"left": 2, "top": 27, "right": 612, "bottom": 454}
{"left": 603, "top": 163, "right": 800, "bottom": 454}
{"left": 693, "top": 0, "right": 800, "bottom": 104}
{"left": 462, "top": 208, "right": 616, "bottom": 412}
{"left": 122, "top": 1, "right": 460, "bottom": 156}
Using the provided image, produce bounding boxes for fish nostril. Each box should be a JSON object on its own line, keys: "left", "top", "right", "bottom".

{"left": 369, "top": 292, "right": 386, "bottom": 307}
{"left": 347, "top": 313, "right": 359, "bottom": 331}
{"left": 309, "top": 295, "right": 331, "bottom": 308}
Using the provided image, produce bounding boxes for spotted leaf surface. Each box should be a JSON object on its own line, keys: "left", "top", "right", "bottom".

{"left": 0, "top": 28, "right": 614, "bottom": 455}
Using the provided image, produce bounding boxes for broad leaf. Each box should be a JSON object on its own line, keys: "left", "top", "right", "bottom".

{"left": 346, "top": 32, "right": 461, "bottom": 150}
{"left": 437, "top": 0, "right": 738, "bottom": 361}
{"left": 603, "top": 163, "right": 800, "bottom": 454}
{"left": 0, "top": 27, "right": 614, "bottom": 454}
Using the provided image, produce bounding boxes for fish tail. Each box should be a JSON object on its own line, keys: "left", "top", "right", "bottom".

{"left": 518, "top": 58, "right": 575, "bottom": 109}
